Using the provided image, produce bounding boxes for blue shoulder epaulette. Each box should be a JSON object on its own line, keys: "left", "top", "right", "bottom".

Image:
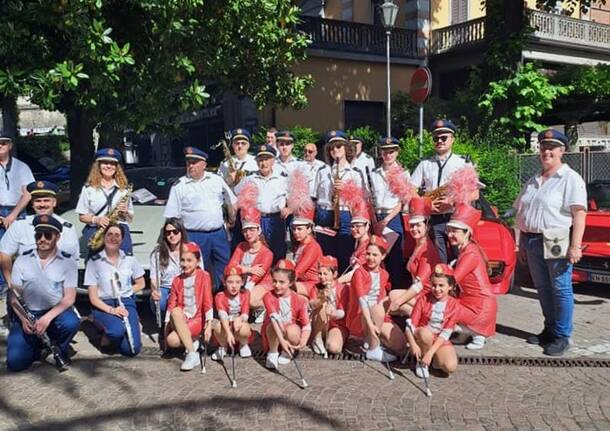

{"left": 125, "top": 251, "right": 133, "bottom": 256}
{"left": 60, "top": 251, "right": 72, "bottom": 259}
{"left": 352, "top": 166, "right": 362, "bottom": 174}
{"left": 280, "top": 171, "right": 288, "bottom": 177}
{"left": 90, "top": 253, "right": 101, "bottom": 261}
{"left": 21, "top": 249, "right": 34, "bottom": 256}
{"left": 63, "top": 221, "right": 73, "bottom": 228}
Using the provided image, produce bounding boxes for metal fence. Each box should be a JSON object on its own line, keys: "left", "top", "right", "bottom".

{"left": 518, "top": 151, "right": 610, "bottom": 184}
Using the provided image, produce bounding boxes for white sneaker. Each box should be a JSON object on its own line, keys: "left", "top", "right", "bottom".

{"left": 311, "top": 335, "right": 327, "bottom": 356}
{"left": 239, "top": 344, "right": 252, "bottom": 358}
{"left": 192, "top": 339, "right": 200, "bottom": 353}
{"left": 265, "top": 352, "right": 279, "bottom": 369}
{"left": 254, "top": 309, "right": 265, "bottom": 324}
{"left": 278, "top": 351, "right": 292, "bottom": 365}
{"left": 415, "top": 364, "right": 430, "bottom": 379}
{"left": 211, "top": 347, "right": 226, "bottom": 361}
{"left": 180, "top": 352, "right": 201, "bottom": 371}
{"left": 366, "top": 346, "right": 397, "bottom": 362}
{"left": 466, "top": 335, "right": 486, "bottom": 350}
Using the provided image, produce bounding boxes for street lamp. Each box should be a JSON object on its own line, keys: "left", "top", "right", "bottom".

{"left": 380, "top": 0, "right": 398, "bottom": 137}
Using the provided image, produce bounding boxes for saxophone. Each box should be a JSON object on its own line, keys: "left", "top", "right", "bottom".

{"left": 215, "top": 131, "right": 245, "bottom": 186}
{"left": 332, "top": 158, "right": 340, "bottom": 230}
{"left": 423, "top": 183, "right": 449, "bottom": 200}
{"left": 88, "top": 184, "right": 133, "bottom": 252}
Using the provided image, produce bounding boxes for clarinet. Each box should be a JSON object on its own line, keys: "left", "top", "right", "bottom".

{"left": 365, "top": 166, "right": 379, "bottom": 219}
{"left": 12, "top": 290, "right": 68, "bottom": 371}
{"left": 152, "top": 249, "right": 162, "bottom": 329}
{"left": 332, "top": 158, "right": 341, "bottom": 230}
{"left": 111, "top": 272, "right": 136, "bottom": 355}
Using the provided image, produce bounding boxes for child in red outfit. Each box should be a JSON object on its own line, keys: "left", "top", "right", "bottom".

{"left": 309, "top": 256, "right": 348, "bottom": 356}
{"left": 349, "top": 235, "right": 406, "bottom": 362}
{"left": 212, "top": 265, "right": 252, "bottom": 360}
{"left": 291, "top": 209, "right": 323, "bottom": 299}
{"left": 263, "top": 260, "right": 311, "bottom": 370}
{"left": 165, "top": 242, "right": 213, "bottom": 371}
{"left": 405, "top": 264, "right": 459, "bottom": 379}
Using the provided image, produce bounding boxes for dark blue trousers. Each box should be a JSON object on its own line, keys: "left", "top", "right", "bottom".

{"left": 187, "top": 228, "right": 230, "bottom": 292}
{"left": 7, "top": 307, "right": 80, "bottom": 372}
{"left": 377, "top": 212, "right": 408, "bottom": 289}
{"left": 91, "top": 296, "right": 142, "bottom": 357}
{"left": 260, "top": 213, "right": 287, "bottom": 265}
{"left": 315, "top": 208, "right": 355, "bottom": 275}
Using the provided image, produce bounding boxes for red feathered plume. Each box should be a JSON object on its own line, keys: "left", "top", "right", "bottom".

{"left": 387, "top": 164, "right": 417, "bottom": 205}
{"left": 287, "top": 168, "right": 314, "bottom": 214}
{"left": 237, "top": 181, "right": 258, "bottom": 210}
{"left": 447, "top": 166, "right": 480, "bottom": 204}
{"left": 341, "top": 180, "right": 372, "bottom": 222}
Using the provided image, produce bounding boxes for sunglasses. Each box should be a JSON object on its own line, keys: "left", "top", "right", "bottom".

{"left": 434, "top": 135, "right": 450, "bottom": 143}
{"left": 277, "top": 141, "right": 293, "bottom": 146}
{"left": 304, "top": 149, "right": 316, "bottom": 154}
{"left": 35, "top": 230, "right": 56, "bottom": 241}
{"left": 99, "top": 160, "right": 118, "bottom": 166}
{"left": 233, "top": 141, "right": 248, "bottom": 146}
{"left": 350, "top": 223, "right": 367, "bottom": 229}
{"left": 330, "top": 143, "right": 344, "bottom": 149}
{"left": 165, "top": 229, "right": 180, "bottom": 236}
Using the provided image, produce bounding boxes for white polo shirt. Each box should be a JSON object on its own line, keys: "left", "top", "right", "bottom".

{"left": 218, "top": 154, "right": 258, "bottom": 183}
{"left": 514, "top": 163, "right": 587, "bottom": 233}
{"left": 163, "top": 172, "right": 237, "bottom": 231}
{"left": 84, "top": 249, "right": 145, "bottom": 299}
{"left": 352, "top": 152, "right": 376, "bottom": 176}
{"left": 237, "top": 172, "right": 287, "bottom": 214}
{"left": 314, "top": 164, "right": 366, "bottom": 208}
{"left": 370, "top": 164, "right": 411, "bottom": 212}
{"left": 11, "top": 249, "right": 77, "bottom": 311}
{"left": 0, "top": 214, "right": 80, "bottom": 258}
{"left": 275, "top": 156, "right": 306, "bottom": 177}
{"left": 409, "top": 152, "right": 471, "bottom": 193}
{"left": 0, "top": 157, "right": 35, "bottom": 206}
{"left": 75, "top": 182, "right": 134, "bottom": 226}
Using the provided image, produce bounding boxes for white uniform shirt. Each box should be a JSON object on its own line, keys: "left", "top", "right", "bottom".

{"left": 237, "top": 172, "right": 287, "bottom": 214}
{"left": 314, "top": 164, "right": 366, "bottom": 208}
{"left": 11, "top": 249, "right": 77, "bottom": 311}
{"left": 75, "top": 182, "right": 134, "bottom": 225}
{"left": 370, "top": 165, "right": 411, "bottom": 212}
{"left": 218, "top": 154, "right": 258, "bottom": 183}
{"left": 275, "top": 156, "right": 306, "bottom": 178}
{"left": 0, "top": 157, "right": 35, "bottom": 206}
{"left": 352, "top": 152, "right": 376, "bottom": 177}
{"left": 163, "top": 172, "right": 237, "bottom": 231}
{"left": 84, "top": 250, "right": 145, "bottom": 299}
{"left": 0, "top": 214, "right": 79, "bottom": 258}
{"left": 303, "top": 159, "right": 327, "bottom": 196}
{"left": 409, "top": 152, "right": 470, "bottom": 193}
{"left": 513, "top": 163, "right": 587, "bottom": 233}
{"left": 149, "top": 248, "right": 204, "bottom": 288}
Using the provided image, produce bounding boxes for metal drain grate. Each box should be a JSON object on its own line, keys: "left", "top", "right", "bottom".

{"left": 141, "top": 347, "right": 610, "bottom": 368}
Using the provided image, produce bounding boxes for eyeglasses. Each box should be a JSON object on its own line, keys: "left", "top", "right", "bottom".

{"left": 165, "top": 229, "right": 180, "bottom": 237}
{"left": 35, "top": 230, "right": 55, "bottom": 241}
{"left": 434, "top": 135, "right": 450, "bottom": 143}
{"left": 304, "top": 149, "right": 316, "bottom": 154}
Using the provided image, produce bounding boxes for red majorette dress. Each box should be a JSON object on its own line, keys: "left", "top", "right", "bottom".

{"left": 311, "top": 281, "right": 349, "bottom": 336}
{"left": 167, "top": 267, "right": 213, "bottom": 337}
{"left": 214, "top": 290, "right": 251, "bottom": 323}
{"left": 453, "top": 242, "right": 497, "bottom": 337}
{"left": 227, "top": 242, "right": 273, "bottom": 291}
{"left": 294, "top": 237, "right": 323, "bottom": 297}
{"left": 410, "top": 292, "right": 459, "bottom": 347}
{"left": 261, "top": 290, "right": 311, "bottom": 351}
{"left": 350, "top": 238, "right": 370, "bottom": 268}
{"left": 345, "top": 266, "right": 392, "bottom": 337}
{"left": 406, "top": 238, "right": 442, "bottom": 297}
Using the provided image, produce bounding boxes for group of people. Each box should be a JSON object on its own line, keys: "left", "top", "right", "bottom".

{"left": 0, "top": 119, "right": 586, "bottom": 376}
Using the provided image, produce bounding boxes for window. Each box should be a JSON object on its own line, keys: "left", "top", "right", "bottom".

{"left": 344, "top": 100, "right": 385, "bottom": 133}
{"left": 342, "top": 0, "right": 353, "bottom": 20}
{"left": 451, "top": 0, "right": 468, "bottom": 24}
{"left": 299, "top": 0, "right": 325, "bottom": 17}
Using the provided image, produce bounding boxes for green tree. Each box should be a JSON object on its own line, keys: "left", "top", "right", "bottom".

{"left": 0, "top": 0, "right": 312, "bottom": 200}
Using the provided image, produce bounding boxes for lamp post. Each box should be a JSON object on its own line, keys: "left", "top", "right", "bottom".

{"left": 380, "top": 0, "right": 398, "bottom": 137}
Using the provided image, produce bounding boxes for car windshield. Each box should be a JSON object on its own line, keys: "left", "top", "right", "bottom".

{"left": 588, "top": 181, "right": 610, "bottom": 211}
{"left": 126, "top": 166, "right": 185, "bottom": 205}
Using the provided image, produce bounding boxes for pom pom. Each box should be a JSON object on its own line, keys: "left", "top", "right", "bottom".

{"left": 447, "top": 166, "right": 480, "bottom": 204}
{"left": 341, "top": 180, "right": 372, "bottom": 221}
{"left": 287, "top": 168, "right": 314, "bottom": 214}
{"left": 386, "top": 164, "right": 417, "bottom": 204}
{"left": 237, "top": 181, "right": 258, "bottom": 210}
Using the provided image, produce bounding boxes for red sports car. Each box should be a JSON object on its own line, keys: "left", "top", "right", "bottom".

{"left": 572, "top": 180, "right": 610, "bottom": 286}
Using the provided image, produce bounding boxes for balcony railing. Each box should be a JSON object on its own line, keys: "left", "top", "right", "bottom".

{"left": 430, "top": 17, "right": 485, "bottom": 54}
{"left": 298, "top": 16, "right": 418, "bottom": 58}
{"left": 529, "top": 9, "right": 610, "bottom": 50}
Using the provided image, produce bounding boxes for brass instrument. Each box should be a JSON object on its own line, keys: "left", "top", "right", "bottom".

{"left": 332, "top": 158, "right": 340, "bottom": 230}
{"left": 88, "top": 184, "right": 133, "bottom": 252}
{"left": 423, "top": 183, "right": 449, "bottom": 201}
{"left": 214, "top": 131, "right": 245, "bottom": 186}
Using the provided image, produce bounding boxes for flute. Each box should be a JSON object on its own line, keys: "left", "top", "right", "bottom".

{"left": 111, "top": 272, "right": 136, "bottom": 355}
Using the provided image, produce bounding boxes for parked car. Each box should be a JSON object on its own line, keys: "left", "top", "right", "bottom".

{"left": 572, "top": 180, "right": 610, "bottom": 286}
{"left": 61, "top": 166, "right": 184, "bottom": 296}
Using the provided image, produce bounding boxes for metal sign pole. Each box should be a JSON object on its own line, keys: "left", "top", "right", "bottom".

{"left": 419, "top": 104, "right": 424, "bottom": 159}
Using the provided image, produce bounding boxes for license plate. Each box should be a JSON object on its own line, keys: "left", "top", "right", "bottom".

{"left": 590, "top": 273, "right": 610, "bottom": 284}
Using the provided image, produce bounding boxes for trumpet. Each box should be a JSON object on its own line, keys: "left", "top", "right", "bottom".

{"left": 88, "top": 184, "right": 133, "bottom": 252}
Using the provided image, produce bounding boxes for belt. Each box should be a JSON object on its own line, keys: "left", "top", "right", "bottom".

{"left": 188, "top": 226, "right": 223, "bottom": 234}
{"left": 430, "top": 213, "right": 452, "bottom": 223}
{"left": 317, "top": 205, "right": 350, "bottom": 212}
{"left": 522, "top": 231, "right": 542, "bottom": 238}
{"left": 261, "top": 211, "right": 280, "bottom": 217}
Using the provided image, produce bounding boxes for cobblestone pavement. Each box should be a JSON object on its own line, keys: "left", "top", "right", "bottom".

{"left": 1, "top": 282, "right": 609, "bottom": 430}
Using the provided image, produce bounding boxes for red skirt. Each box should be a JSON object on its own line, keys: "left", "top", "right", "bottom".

{"left": 456, "top": 295, "right": 497, "bottom": 337}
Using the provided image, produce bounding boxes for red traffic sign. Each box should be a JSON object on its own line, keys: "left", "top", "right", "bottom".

{"left": 410, "top": 67, "right": 432, "bottom": 105}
